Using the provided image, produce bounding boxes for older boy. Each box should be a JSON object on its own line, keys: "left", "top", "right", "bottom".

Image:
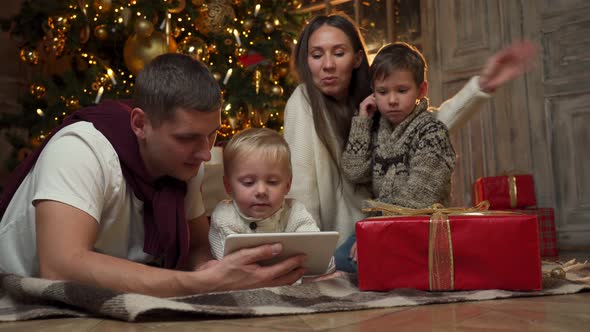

{"left": 336, "top": 42, "right": 456, "bottom": 272}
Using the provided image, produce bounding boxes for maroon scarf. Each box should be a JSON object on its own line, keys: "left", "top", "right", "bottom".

{"left": 0, "top": 100, "right": 189, "bottom": 269}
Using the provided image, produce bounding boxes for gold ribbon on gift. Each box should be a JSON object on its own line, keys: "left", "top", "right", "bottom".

{"left": 362, "top": 200, "right": 491, "bottom": 291}
{"left": 501, "top": 170, "right": 527, "bottom": 208}
{"left": 508, "top": 175, "right": 518, "bottom": 208}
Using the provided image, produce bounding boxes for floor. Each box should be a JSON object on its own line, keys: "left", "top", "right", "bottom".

{"left": 1, "top": 252, "right": 589, "bottom": 331}
{"left": 1, "top": 292, "right": 589, "bottom": 331}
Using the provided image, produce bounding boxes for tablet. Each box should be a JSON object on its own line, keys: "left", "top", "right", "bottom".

{"left": 223, "top": 231, "right": 340, "bottom": 275}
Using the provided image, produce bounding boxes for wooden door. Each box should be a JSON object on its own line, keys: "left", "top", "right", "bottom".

{"left": 422, "top": 0, "right": 590, "bottom": 249}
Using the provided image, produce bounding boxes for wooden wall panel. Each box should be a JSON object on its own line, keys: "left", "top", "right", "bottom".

{"left": 424, "top": 0, "right": 590, "bottom": 249}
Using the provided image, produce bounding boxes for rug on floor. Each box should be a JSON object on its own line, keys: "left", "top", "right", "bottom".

{"left": 1, "top": 260, "right": 588, "bottom": 322}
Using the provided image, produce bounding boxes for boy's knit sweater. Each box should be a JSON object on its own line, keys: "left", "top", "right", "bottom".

{"left": 342, "top": 98, "right": 456, "bottom": 208}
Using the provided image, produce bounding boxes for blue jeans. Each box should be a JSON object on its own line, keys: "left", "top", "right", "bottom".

{"left": 334, "top": 233, "right": 358, "bottom": 273}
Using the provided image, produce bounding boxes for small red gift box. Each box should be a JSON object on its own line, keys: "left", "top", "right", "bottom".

{"left": 473, "top": 174, "right": 536, "bottom": 209}
{"left": 504, "top": 207, "right": 558, "bottom": 259}
{"left": 356, "top": 204, "right": 542, "bottom": 292}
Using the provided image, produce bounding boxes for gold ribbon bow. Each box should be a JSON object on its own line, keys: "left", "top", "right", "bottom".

{"left": 362, "top": 200, "right": 490, "bottom": 216}
{"left": 362, "top": 200, "right": 491, "bottom": 291}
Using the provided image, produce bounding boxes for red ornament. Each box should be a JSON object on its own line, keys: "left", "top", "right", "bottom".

{"left": 238, "top": 52, "right": 266, "bottom": 67}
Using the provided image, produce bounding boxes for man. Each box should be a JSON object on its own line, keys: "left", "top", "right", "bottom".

{"left": 0, "top": 54, "right": 305, "bottom": 297}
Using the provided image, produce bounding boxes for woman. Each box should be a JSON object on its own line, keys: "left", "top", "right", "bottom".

{"left": 283, "top": 13, "right": 536, "bottom": 241}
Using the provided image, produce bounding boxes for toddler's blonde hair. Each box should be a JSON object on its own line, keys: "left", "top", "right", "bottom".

{"left": 223, "top": 128, "right": 291, "bottom": 175}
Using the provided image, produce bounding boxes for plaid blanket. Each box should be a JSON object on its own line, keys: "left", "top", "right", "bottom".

{"left": 1, "top": 261, "right": 589, "bottom": 322}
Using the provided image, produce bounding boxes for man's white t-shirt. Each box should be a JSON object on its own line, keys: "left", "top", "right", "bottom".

{"left": 0, "top": 122, "right": 205, "bottom": 276}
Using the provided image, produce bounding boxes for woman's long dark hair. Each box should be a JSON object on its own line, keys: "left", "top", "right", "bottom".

{"left": 292, "top": 13, "right": 371, "bottom": 169}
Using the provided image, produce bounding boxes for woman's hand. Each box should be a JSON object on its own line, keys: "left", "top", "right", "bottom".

{"left": 479, "top": 40, "right": 538, "bottom": 93}
{"left": 359, "top": 94, "right": 378, "bottom": 118}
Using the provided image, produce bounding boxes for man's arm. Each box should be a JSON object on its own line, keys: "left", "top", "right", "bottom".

{"left": 36, "top": 200, "right": 306, "bottom": 297}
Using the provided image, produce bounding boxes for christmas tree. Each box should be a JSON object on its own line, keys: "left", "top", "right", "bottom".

{"left": 0, "top": 0, "right": 307, "bottom": 170}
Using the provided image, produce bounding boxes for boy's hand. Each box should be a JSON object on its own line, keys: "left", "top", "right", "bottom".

{"left": 349, "top": 241, "right": 358, "bottom": 262}
{"left": 479, "top": 40, "right": 537, "bottom": 93}
{"left": 359, "top": 94, "right": 378, "bottom": 118}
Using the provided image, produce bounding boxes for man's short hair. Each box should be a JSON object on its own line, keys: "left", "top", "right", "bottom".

{"left": 133, "top": 53, "right": 222, "bottom": 126}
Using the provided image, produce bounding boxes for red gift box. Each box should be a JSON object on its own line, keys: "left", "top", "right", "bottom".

{"left": 356, "top": 212, "right": 542, "bottom": 292}
{"left": 473, "top": 174, "right": 536, "bottom": 209}
{"left": 504, "top": 208, "right": 558, "bottom": 259}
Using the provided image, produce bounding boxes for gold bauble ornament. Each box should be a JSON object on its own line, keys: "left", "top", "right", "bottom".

{"left": 195, "top": 0, "right": 236, "bottom": 35}
{"left": 243, "top": 18, "right": 254, "bottom": 31}
{"left": 167, "top": 0, "right": 186, "bottom": 14}
{"left": 94, "top": 25, "right": 109, "bottom": 41}
{"left": 192, "top": 0, "right": 204, "bottom": 6}
{"left": 550, "top": 267, "right": 566, "bottom": 279}
{"left": 275, "top": 64, "right": 289, "bottom": 78}
{"left": 177, "top": 36, "right": 209, "bottom": 62}
{"left": 29, "top": 84, "right": 46, "bottom": 99}
{"left": 270, "top": 84, "right": 284, "bottom": 97}
{"left": 123, "top": 32, "right": 178, "bottom": 75}
{"left": 262, "top": 21, "right": 275, "bottom": 34}
{"left": 65, "top": 97, "right": 80, "bottom": 111}
{"left": 274, "top": 49, "right": 290, "bottom": 64}
{"left": 93, "top": 0, "right": 112, "bottom": 14}
{"left": 134, "top": 17, "right": 154, "bottom": 38}
{"left": 212, "top": 71, "right": 222, "bottom": 82}
{"left": 19, "top": 47, "right": 39, "bottom": 65}
{"left": 42, "top": 34, "right": 66, "bottom": 56}
{"left": 48, "top": 16, "right": 71, "bottom": 34}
